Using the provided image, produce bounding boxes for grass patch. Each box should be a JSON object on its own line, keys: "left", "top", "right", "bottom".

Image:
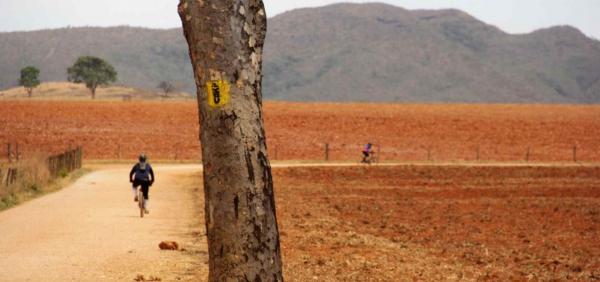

{"left": 0, "top": 157, "right": 90, "bottom": 211}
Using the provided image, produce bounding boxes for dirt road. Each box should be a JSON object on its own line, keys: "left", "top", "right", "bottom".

{"left": 0, "top": 165, "right": 207, "bottom": 281}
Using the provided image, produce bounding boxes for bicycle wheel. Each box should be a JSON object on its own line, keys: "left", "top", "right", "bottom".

{"left": 138, "top": 190, "right": 144, "bottom": 218}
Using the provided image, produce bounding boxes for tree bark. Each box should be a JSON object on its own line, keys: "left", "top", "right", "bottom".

{"left": 91, "top": 85, "right": 96, "bottom": 99}
{"left": 178, "top": 1, "right": 283, "bottom": 281}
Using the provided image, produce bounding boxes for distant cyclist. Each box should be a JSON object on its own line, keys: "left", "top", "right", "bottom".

{"left": 361, "top": 143, "right": 374, "bottom": 163}
{"left": 129, "top": 154, "right": 155, "bottom": 214}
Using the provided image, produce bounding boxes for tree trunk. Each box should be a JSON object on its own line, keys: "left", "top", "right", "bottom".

{"left": 178, "top": 1, "right": 283, "bottom": 281}
{"left": 27, "top": 88, "right": 32, "bottom": 98}
{"left": 91, "top": 86, "right": 96, "bottom": 99}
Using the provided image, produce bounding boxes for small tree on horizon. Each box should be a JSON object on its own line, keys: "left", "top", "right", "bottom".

{"left": 19, "top": 66, "right": 41, "bottom": 98}
{"left": 157, "top": 81, "right": 176, "bottom": 97}
{"left": 67, "top": 56, "right": 117, "bottom": 99}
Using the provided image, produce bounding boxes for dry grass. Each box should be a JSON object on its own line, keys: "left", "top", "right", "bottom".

{"left": 0, "top": 154, "right": 87, "bottom": 210}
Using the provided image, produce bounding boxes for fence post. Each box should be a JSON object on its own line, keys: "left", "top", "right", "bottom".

{"left": 67, "top": 150, "right": 72, "bottom": 171}
{"left": 377, "top": 144, "right": 381, "bottom": 163}
{"left": 6, "top": 168, "right": 16, "bottom": 186}
{"left": 325, "top": 143, "right": 329, "bottom": 161}
{"left": 15, "top": 143, "right": 19, "bottom": 162}
{"left": 4, "top": 169, "right": 9, "bottom": 186}
{"left": 78, "top": 147, "right": 83, "bottom": 169}
{"left": 573, "top": 145, "right": 577, "bottom": 163}
{"left": 70, "top": 149, "right": 75, "bottom": 170}
{"left": 7, "top": 143, "right": 12, "bottom": 163}
{"left": 526, "top": 147, "right": 530, "bottom": 163}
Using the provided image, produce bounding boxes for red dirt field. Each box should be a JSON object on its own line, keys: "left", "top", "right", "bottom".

{"left": 273, "top": 165, "right": 600, "bottom": 281}
{"left": 0, "top": 101, "right": 599, "bottom": 162}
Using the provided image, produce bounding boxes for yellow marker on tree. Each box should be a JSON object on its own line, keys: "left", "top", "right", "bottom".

{"left": 206, "top": 80, "right": 230, "bottom": 108}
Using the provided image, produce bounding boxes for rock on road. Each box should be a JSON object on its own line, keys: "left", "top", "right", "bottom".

{"left": 0, "top": 164, "right": 208, "bottom": 281}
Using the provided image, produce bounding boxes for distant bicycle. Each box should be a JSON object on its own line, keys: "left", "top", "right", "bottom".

{"left": 361, "top": 143, "right": 377, "bottom": 164}
{"left": 361, "top": 151, "right": 377, "bottom": 164}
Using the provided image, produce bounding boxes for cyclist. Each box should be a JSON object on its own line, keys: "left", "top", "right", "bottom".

{"left": 361, "top": 143, "right": 374, "bottom": 163}
{"left": 129, "top": 154, "right": 155, "bottom": 214}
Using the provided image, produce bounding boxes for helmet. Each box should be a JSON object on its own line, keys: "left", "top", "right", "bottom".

{"left": 139, "top": 154, "right": 147, "bottom": 163}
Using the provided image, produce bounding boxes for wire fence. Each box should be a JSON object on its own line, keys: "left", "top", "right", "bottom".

{"left": 1, "top": 144, "right": 83, "bottom": 187}
{"left": 0, "top": 167, "right": 18, "bottom": 187}
{"left": 47, "top": 147, "right": 83, "bottom": 177}
{"left": 1, "top": 141, "right": 596, "bottom": 164}
{"left": 267, "top": 143, "right": 594, "bottom": 163}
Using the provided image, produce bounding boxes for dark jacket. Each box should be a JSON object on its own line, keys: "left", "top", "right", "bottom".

{"left": 130, "top": 162, "right": 154, "bottom": 182}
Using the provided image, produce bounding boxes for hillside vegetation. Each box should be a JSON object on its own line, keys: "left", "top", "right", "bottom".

{"left": 0, "top": 3, "right": 599, "bottom": 103}
{"left": 0, "top": 82, "right": 192, "bottom": 101}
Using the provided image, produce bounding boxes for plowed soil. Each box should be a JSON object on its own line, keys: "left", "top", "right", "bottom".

{"left": 0, "top": 101, "right": 599, "bottom": 162}
{"left": 274, "top": 165, "right": 600, "bottom": 281}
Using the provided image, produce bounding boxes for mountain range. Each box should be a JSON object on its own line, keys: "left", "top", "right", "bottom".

{"left": 1, "top": 3, "right": 599, "bottom": 103}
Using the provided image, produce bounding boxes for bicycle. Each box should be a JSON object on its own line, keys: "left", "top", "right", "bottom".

{"left": 361, "top": 151, "right": 377, "bottom": 164}
{"left": 137, "top": 189, "right": 145, "bottom": 218}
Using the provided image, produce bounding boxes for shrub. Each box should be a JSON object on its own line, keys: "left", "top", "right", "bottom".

{"left": 59, "top": 168, "right": 69, "bottom": 178}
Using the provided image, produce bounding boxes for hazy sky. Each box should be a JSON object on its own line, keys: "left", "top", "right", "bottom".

{"left": 0, "top": 0, "right": 598, "bottom": 39}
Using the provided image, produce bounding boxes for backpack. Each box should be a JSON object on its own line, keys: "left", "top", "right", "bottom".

{"left": 135, "top": 162, "right": 151, "bottom": 181}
